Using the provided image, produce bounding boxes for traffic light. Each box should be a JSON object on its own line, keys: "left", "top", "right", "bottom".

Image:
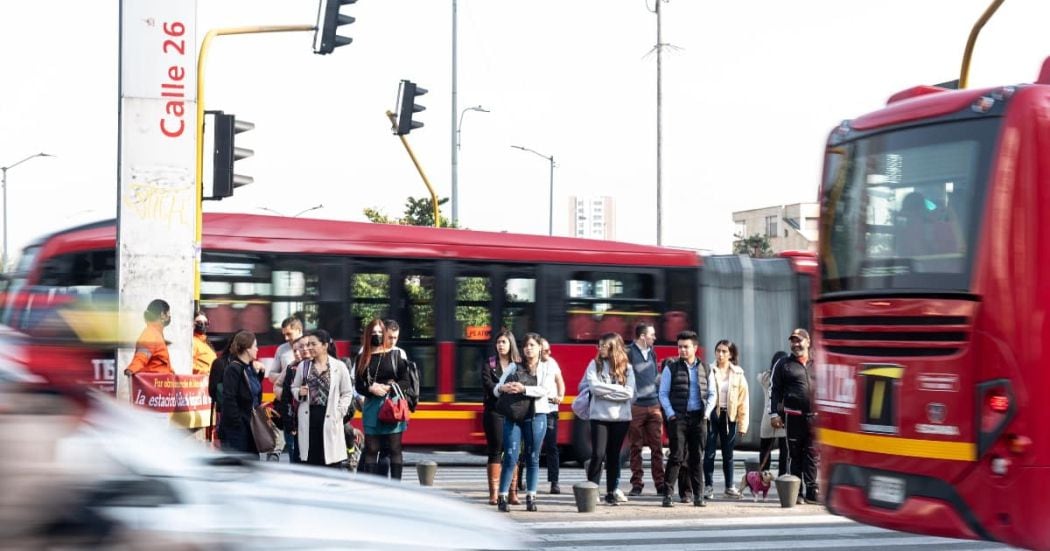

{"left": 394, "top": 80, "right": 427, "bottom": 135}
{"left": 203, "top": 110, "right": 254, "bottom": 201}
{"left": 313, "top": 0, "right": 356, "bottom": 55}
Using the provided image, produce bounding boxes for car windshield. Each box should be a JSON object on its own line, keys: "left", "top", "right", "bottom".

{"left": 820, "top": 118, "right": 999, "bottom": 295}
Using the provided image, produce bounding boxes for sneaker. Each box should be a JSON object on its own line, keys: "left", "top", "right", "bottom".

{"left": 604, "top": 493, "right": 619, "bottom": 506}
{"left": 796, "top": 495, "right": 805, "bottom": 505}
{"left": 662, "top": 494, "right": 674, "bottom": 508}
{"left": 679, "top": 494, "right": 692, "bottom": 504}
{"left": 703, "top": 486, "right": 715, "bottom": 500}
{"left": 550, "top": 483, "right": 561, "bottom": 495}
{"left": 693, "top": 498, "right": 707, "bottom": 507}
{"left": 804, "top": 493, "right": 820, "bottom": 505}
{"left": 628, "top": 486, "right": 643, "bottom": 497}
{"left": 614, "top": 488, "right": 629, "bottom": 503}
{"left": 725, "top": 487, "right": 741, "bottom": 498}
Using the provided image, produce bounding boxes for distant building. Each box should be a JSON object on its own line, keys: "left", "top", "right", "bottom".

{"left": 732, "top": 203, "right": 819, "bottom": 252}
{"left": 568, "top": 196, "right": 615, "bottom": 240}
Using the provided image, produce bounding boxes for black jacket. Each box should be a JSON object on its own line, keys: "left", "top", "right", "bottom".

{"left": 479, "top": 356, "right": 504, "bottom": 410}
{"left": 354, "top": 350, "right": 412, "bottom": 399}
{"left": 770, "top": 354, "right": 814, "bottom": 415}
{"left": 221, "top": 359, "right": 263, "bottom": 432}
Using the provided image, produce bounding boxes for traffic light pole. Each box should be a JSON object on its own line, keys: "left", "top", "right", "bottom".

{"left": 385, "top": 110, "right": 441, "bottom": 228}
{"left": 194, "top": 24, "right": 314, "bottom": 301}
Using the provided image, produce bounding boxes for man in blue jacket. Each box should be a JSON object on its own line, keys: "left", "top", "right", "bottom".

{"left": 659, "top": 330, "right": 716, "bottom": 508}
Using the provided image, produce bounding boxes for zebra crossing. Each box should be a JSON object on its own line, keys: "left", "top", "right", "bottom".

{"left": 521, "top": 516, "right": 1013, "bottom": 551}
{"left": 418, "top": 466, "right": 1016, "bottom": 550}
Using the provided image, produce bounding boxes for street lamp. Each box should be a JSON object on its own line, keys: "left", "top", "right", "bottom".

{"left": 451, "top": 105, "right": 489, "bottom": 227}
{"left": 510, "top": 145, "right": 556, "bottom": 236}
{"left": 256, "top": 204, "right": 324, "bottom": 218}
{"left": 2, "top": 152, "right": 54, "bottom": 270}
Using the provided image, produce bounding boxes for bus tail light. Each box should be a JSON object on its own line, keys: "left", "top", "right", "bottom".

{"left": 976, "top": 380, "right": 1016, "bottom": 458}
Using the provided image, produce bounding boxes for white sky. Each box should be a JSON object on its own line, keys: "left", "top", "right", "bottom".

{"left": 2, "top": 0, "right": 1050, "bottom": 261}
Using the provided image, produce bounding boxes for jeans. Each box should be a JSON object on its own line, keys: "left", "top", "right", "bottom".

{"left": 499, "top": 415, "right": 546, "bottom": 495}
{"left": 628, "top": 404, "right": 665, "bottom": 491}
{"left": 703, "top": 408, "right": 738, "bottom": 490}
{"left": 543, "top": 412, "right": 560, "bottom": 483}
{"left": 587, "top": 420, "right": 630, "bottom": 494}
{"left": 664, "top": 411, "right": 706, "bottom": 497}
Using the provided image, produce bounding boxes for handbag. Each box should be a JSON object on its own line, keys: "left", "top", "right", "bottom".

{"left": 571, "top": 388, "right": 591, "bottom": 421}
{"left": 495, "top": 371, "right": 535, "bottom": 422}
{"left": 378, "top": 382, "right": 411, "bottom": 424}
{"left": 249, "top": 405, "right": 279, "bottom": 453}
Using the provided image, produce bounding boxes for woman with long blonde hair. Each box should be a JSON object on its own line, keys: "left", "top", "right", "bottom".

{"left": 581, "top": 332, "right": 636, "bottom": 505}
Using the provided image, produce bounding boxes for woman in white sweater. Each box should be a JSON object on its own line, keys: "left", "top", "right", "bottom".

{"left": 581, "top": 332, "right": 636, "bottom": 506}
{"left": 493, "top": 332, "right": 557, "bottom": 512}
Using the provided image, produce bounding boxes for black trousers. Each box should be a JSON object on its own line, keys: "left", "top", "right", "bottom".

{"left": 663, "top": 411, "right": 706, "bottom": 498}
{"left": 482, "top": 407, "right": 504, "bottom": 464}
{"left": 586, "top": 420, "right": 630, "bottom": 494}
{"left": 759, "top": 436, "right": 788, "bottom": 476}
{"left": 786, "top": 413, "right": 819, "bottom": 498}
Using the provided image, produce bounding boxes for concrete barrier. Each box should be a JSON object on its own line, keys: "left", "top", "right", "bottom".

{"left": 573, "top": 482, "right": 599, "bottom": 513}
{"left": 775, "top": 474, "right": 801, "bottom": 508}
{"left": 416, "top": 460, "right": 437, "bottom": 486}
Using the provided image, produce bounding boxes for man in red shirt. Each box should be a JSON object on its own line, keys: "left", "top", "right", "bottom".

{"left": 125, "top": 299, "right": 173, "bottom": 376}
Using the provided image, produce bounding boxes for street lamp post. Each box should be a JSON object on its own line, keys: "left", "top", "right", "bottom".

{"left": 511, "top": 145, "right": 556, "bottom": 236}
{"left": 452, "top": 105, "right": 489, "bottom": 227}
{"left": 1, "top": 152, "right": 54, "bottom": 270}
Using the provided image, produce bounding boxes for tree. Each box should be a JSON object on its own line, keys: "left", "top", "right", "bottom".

{"left": 733, "top": 233, "right": 774, "bottom": 257}
{"left": 361, "top": 196, "right": 457, "bottom": 228}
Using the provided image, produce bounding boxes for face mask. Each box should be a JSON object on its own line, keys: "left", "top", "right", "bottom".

{"left": 371, "top": 334, "right": 383, "bottom": 346}
{"left": 194, "top": 322, "right": 207, "bottom": 334}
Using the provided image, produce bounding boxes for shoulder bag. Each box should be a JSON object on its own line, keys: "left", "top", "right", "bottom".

{"left": 495, "top": 371, "right": 535, "bottom": 422}
{"left": 378, "top": 381, "right": 411, "bottom": 424}
{"left": 243, "top": 368, "right": 279, "bottom": 453}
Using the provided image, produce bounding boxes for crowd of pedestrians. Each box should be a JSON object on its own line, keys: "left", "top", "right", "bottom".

{"left": 128, "top": 300, "right": 819, "bottom": 509}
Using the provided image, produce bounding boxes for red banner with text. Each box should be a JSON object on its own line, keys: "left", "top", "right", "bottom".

{"left": 130, "top": 373, "right": 212, "bottom": 429}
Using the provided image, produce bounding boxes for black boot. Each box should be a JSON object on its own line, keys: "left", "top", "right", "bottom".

{"left": 526, "top": 494, "right": 537, "bottom": 512}
{"left": 497, "top": 495, "right": 510, "bottom": 513}
{"left": 389, "top": 463, "right": 403, "bottom": 481}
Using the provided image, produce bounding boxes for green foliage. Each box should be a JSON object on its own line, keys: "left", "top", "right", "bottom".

{"left": 361, "top": 196, "right": 458, "bottom": 228}
{"left": 733, "top": 233, "right": 775, "bottom": 258}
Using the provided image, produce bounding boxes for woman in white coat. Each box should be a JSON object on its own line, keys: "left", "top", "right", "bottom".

{"left": 292, "top": 329, "right": 354, "bottom": 467}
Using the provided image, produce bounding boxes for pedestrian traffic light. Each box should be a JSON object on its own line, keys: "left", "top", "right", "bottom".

{"left": 203, "top": 110, "right": 254, "bottom": 201}
{"left": 394, "top": 80, "right": 427, "bottom": 136}
{"left": 313, "top": 0, "right": 356, "bottom": 55}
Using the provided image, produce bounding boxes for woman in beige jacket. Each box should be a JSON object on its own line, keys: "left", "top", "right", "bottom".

{"left": 291, "top": 330, "right": 354, "bottom": 466}
{"left": 703, "top": 339, "right": 749, "bottom": 499}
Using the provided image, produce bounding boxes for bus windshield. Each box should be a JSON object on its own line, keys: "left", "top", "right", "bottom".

{"left": 820, "top": 118, "right": 999, "bottom": 294}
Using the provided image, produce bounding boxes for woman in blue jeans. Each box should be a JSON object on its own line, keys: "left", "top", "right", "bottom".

{"left": 494, "top": 332, "right": 557, "bottom": 512}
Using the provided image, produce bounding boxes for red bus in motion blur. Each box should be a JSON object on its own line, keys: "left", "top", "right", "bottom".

{"left": 815, "top": 60, "right": 1050, "bottom": 549}
{"left": 2, "top": 214, "right": 814, "bottom": 459}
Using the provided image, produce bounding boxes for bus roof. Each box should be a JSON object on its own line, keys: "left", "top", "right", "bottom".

{"left": 851, "top": 86, "right": 997, "bottom": 131}
{"left": 31, "top": 213, "right": 701, "bottom": 268}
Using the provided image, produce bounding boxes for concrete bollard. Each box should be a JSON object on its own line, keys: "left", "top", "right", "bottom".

{"left": 416, "top": 460, "right": 437, "bottom": 486}
{"left": 745, "top": 459, "right": 761, "bottom": 474}
{"left": 775, "top": 474, "right": 801, "bottom": 508}
{"left": 573, "top": 482, "right": 599, "bottom": 513}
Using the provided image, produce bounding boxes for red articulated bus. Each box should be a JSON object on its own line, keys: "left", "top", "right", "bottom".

{"left": 1, "top": 214, "right": 816, "bottom": 460}
{"left": 815, "top": 54, "right": 1050, "bottom": 551}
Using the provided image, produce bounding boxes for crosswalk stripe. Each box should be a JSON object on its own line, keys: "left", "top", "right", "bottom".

{"left": 537, "top": 525, "right": 890, "bottom": 542}
{"left": 520, "top": 515, "right": 852, "bottom": 530}
{"left": 537, "top": 537, "right": 987, "bottom": 551}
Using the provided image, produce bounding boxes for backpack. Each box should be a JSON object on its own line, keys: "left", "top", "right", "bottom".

{"left": 394, "top": 348, "right": 421, "bottom": 412}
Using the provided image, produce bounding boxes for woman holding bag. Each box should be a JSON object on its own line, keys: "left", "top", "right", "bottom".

{"left": 479, "top": 329, "right": 521, "bottom": 505}
{"left": 494, "top": 333, "right": 556, "bottom": 512}
{"left": 220, "top": 331, "right": 265, "bottom": 455}
{"left": 355, "top": 319, "right": 413, "bottom": 479}
{"left": 291, "top": 330, "right": 354, "bottom": 467}
{"left": 584, "top": 333, "right": 636, "bottom": 506}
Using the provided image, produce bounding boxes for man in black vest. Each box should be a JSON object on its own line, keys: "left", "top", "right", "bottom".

{"left": 658, "top": 331, "right": 716, "bottom": 508}
{"left": 770, "top": 328, "right": 819, "bottom": 504}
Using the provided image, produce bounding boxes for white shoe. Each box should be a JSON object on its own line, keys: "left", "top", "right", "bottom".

{"left": 703, "top": 486, "right": 715, "bottom": 499}
{"left": 614, "top": 488, "right": 629, "bottom": 503}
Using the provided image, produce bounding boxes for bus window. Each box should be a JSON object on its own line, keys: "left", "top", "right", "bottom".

{"left": 664, "top": 269, "right": 695, "bottom": 343}
{"left": 404, "top": 272, "right": 436, "bottom": 339}
{"left": 350, "top": 272, "right": 389, "bottom": 333}
{"left": 503, "top": 277, "right": 535, "bottom": 337}
{"left": 566, "top": 270, "right": 659, "bottom": 342}
{"left": 36, "top": 251, "right": 115, "bottom": 290}
{"left": 455, "top": 275, "right": 491, "bottom": 340}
